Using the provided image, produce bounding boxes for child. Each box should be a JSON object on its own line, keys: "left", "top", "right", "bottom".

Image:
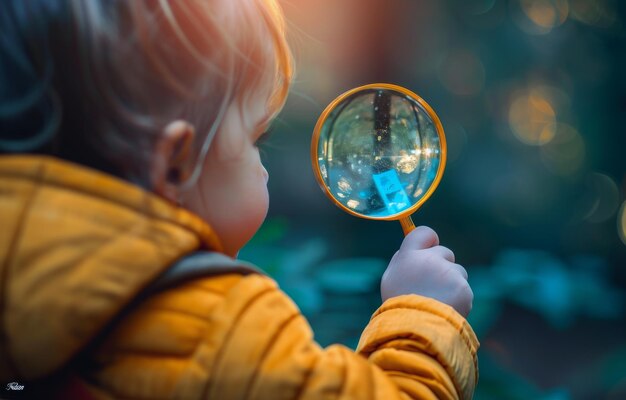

{"left": 0, "top": 0, "right": 478, "bottom": 399}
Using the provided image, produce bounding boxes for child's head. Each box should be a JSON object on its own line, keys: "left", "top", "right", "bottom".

{"left": 0, "top": 0, "right": 293, "bottom": 255}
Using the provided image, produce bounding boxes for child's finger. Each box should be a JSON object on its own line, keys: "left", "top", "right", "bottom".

{"left": 430, "top": 245, "right": 455, "bottom": 263}
{"left": 448, "top": 262, "right": 468, "bottom": 280}
{"left": 400, "top": 226, "right": 439, "bottom": 251}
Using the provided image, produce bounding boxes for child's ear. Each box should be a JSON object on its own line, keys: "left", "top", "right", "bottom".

{"left": 150, "top": 120, "right": 196, "bottom": 202}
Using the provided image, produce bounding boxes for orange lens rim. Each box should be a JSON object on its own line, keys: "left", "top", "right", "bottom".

{"left": 310, "top": 83, "right": 447, "bottom": 221}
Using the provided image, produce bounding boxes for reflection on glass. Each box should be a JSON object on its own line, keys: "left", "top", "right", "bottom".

{"left": 316, "top": 88, "right": 442, "bottom": 218}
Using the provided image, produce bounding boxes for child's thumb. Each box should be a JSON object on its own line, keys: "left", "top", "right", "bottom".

{"left": 399, "top": 226, "right": 440, "bottom": 251}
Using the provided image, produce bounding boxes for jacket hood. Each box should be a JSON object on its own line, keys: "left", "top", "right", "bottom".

{"left": 0, "top": 156, "right": 222, "bottom": 381}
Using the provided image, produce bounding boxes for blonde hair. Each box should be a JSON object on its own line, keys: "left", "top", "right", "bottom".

{"left": 0, "top": 0, "right": 293, "bottom": 185}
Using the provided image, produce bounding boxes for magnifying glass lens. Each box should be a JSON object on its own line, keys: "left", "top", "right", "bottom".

{"left": 314, "top": 85, "right": 445, "bottom": 220}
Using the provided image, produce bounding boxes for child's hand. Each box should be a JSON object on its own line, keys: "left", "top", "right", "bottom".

{"left": 381, "top": 226, "right": 473, "bottom": 317}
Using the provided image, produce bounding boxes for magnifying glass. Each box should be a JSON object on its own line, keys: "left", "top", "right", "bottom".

{"left": 311, "top": 83, "right": 446, "bottom": 236}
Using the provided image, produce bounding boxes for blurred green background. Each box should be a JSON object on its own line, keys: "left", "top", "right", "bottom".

{"left": 240, "top": 1, "right": 626, "bottom": 398}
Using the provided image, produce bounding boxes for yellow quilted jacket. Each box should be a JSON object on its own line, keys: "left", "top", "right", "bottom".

{"left": 0, "top": 156, "right": 479, "bottom": 399}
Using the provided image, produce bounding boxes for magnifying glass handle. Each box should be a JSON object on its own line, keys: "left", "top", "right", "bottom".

{"left": 399, "top": 216, "right": 416, "bottom": 236}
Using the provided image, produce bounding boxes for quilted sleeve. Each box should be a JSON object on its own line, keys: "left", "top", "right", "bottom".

{"left": 87, "top": 274, "right": 478, "bottom": 400}
{"left": 201, "top": 275, "right": 478, "bottom": 400}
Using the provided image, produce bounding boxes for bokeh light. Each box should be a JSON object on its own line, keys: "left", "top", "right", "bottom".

{"left": 583, "top": 173, "right": 620, "bottom": 223}
{"left": 509, "top": 89, "right": 557, "bottom": 145}
{"left": 521, "top": 0, "right": 569, "bottom": 28}
{"left": 511, "top": 0, "right": 570, "bottom": 34}
{"left": 540, "top": 123, "right": 585, "bottom": 175}
{"left": 570, "top": 0, "right": 618, "bottom": 28}
{"left": 534, "top": 85, "right": 571, "bottom": 116}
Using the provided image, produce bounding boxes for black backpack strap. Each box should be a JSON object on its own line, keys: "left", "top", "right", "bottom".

{"left": 102, "top": 250, "right": 261, "bottom": 332}
{"left": 52, "top": 252, "right": 262, "bottom": 399}
{"left": 77, "top": 252, "right": 263, "bottom": 358}
{"left": 79, "top": 252, "right": 262, "bottom": 351}
{"left": 147, "top": 251, "right": 263, "bottom": 294}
